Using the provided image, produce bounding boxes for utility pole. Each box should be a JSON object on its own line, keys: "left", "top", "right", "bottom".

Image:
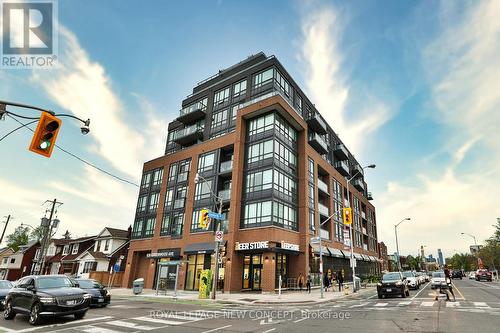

{"left": 38, "top": 199, "right": 62, "bottom": 275}
{"left": 0, "top": 215, "right": 11, "bottom": 244}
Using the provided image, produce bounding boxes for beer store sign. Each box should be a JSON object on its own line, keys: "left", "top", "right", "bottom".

{"left": 235, "top": 241, "right": 269, "bottom": 251}
{"left": 280, "top": 241, "right": 299, "bottom": 252}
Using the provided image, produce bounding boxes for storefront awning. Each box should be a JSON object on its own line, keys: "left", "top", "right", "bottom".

{"left": 341, "top": 250, "right": 351, "bottom": 258}
{"left": 183, "top": 242, "right": 216, "bottom": 254}
{"left": 353, "top": 252, "right": 363, "bottom": 260}
{"left": 369, "top": 256, "right": 378, "bottom": 262}
{"left": 327, "top": 247, "right": 344, "bottom": 258}
{"left": 360, "top": 254, "right": 370, "bottom": 262}
{"left": 311, "top": 244, "right": 330, "bottom": 256}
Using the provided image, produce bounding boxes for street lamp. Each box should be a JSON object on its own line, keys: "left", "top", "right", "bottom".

{"left": 395, "top": 218, "right": 411, "bottom": 271}
{"left": 345, "top": 164, "right": 375, "bottom": 292}
{"left": 460, "top": 232, "right": 477, "bottom": 245}
{"left": 194, "top": 172, "right": 224, "bottom": 300}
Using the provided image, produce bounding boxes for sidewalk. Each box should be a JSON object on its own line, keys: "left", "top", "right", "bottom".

{"left": 109, "top": 284, "right": 375, "bottom": 305}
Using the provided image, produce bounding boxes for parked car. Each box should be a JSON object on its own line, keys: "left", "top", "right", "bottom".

{"left": 476, "top": 269, "right": 493, "bottom": 282}
{"left": 451, "top": 270, "right": 463, "bottom": 279}
{"left": 468, "top": 271, "right": 476, "bottom": 279}
{"left": 431, "top": 271, "right": 446, "bottom": 289}
{"left": 0, "top": 280, "right": 13, "bottom": 310}
{"left": 3, "top": 275, "right": 91, "bottom": 325}
{"left": 377, "top": 272, "right": 410, "bottom": 299}
{"left": 402, "top": 271, "right": 419, "bottom": 289}
{"left": 416, "top": 272, "right": 426, "bottom": 284}
{"left": 423, "top": 272, "right": 430, "bottom": 282}
{"left": 74, "top": 279, "right": 110, "bottom": 307}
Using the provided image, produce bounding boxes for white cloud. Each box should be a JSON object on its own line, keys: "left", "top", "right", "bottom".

{"left": 377, "top": 0, "right": 500, "bottom": 257}
{"left": 299, "top": 6, "right": 392, "bottom": 154}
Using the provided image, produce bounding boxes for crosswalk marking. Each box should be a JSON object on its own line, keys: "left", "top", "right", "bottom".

{"left": 421, "top": 301, "right": 435, "bottom": 307}
{"left": 398, "top": 301, "right": 411, "bottom": 306}
{"left": 374, "top": 302, "right": 388, "bottom": 307}
{"left": 473, "top": 302, "right": 490, "bottom": 308}
{"left": 350, "top": 302, "right": 370, "bottom": 308}
{"left": 446, "top": 302, "right": 460, "bottom": 307}
{"left": 81, "top": 326, "right": 122, "bottom": 333}
{"left": 105, "top": 320, "right": 157, "bottom": 331}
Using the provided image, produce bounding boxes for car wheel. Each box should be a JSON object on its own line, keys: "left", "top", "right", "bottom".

{"left": 74, "top": 311, "right": 86, "bottom": 320}
{"left": 3, "top": 300, "right": 15, "bottom": 320}
{"left": 29, "top": 303, "right": 42, "bottom": 326}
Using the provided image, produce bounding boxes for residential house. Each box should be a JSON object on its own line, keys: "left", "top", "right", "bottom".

{"left": 43, "top": 238, "right": 72, "bottom": 275}
{"left": 0, "top": 247, "right": 15, "bottom": 280}
{"left": 60, "top": 236, "right": 96, "bottom": 276}
{"left": 75, "top": 227, "right": 131, "bottom": 278}
{"left": 2, "top": 241, "right": 40, "bottom": 281}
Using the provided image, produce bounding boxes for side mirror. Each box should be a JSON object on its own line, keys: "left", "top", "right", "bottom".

{"left": 402, "top": 277, "right": 407, "bottom": 280}
{"left": 74, "top": 282, "right": 80, "bottom": 288}
{"left": 26, "top": 285, "right": 35, "bottom": 291}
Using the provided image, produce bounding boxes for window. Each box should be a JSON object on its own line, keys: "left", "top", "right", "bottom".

{"left": 245, "top": 169, "right": 273, "bottom": 193}
{"left": 96, "top": 240, "right": 101, "bottom": 252}
{"left": 164, "top": 188, "right": 174, "bottom": 210}
{"left": 2, "top": 258, "right": 7, "bottom": 264}
{"left": 10, "top": 258, "right": 15, "bottom": 264}
{"left": 152, "top": 168, "right": 163, "bottom": 187}
{"left": 248, "top": 113, "right": 274, "bottom": 137}
{"left": 171, "top": 212, "right": 184, "bottom": 236}
{"left": 191, "top": 209, "right": 207, "bottom": 232}
{"left": 82, "top": 261, "right": 97, "bottom": 274}
{"left": 242, "top": 201, "right": 272, "bottom": 227}
{"left": 272, "top": 201, "right": 297, "bottom": 230}
{"left": 230, "top": 104, "right": 239, "bottom": 123}
{"left": 274, "top": 114, "right": 297, "bottom": 142}
{"left": 62, "top": 245, "right": 69, "bottom": 255}
{"left": 273, "top": 169, "right": 297, "bottom": 199}
{"left": 136, "top": 195, "right": 147, "bottom": 213}
{"left": 132, "top": 218, "right": 144, "bottom": 238}
{"left": 144, "top": 217, "right": 156, "bottom": 237}
{"left": 168, "top": 159, "right": 191, "bottom": 184}
{"left": 274, "top": 140, "right": 297, "bottom": 169}
{"left": 213, "top": 86, "right": 230, "bottom": 108}
{"left": 233, "top": 79, "right": 247, "bottom": 100}
{"left": 295, "top": 95, "right": 303, "bottom": 113}
{"left": 160, "top": 214, "right": 171, "bottom": 235}
{"left": 308, "top": 158, "right": 314, "bottom": 182}
{"left": 308, "top": 183, "right": 315, "bottom": 209}
{"left": 253, "top": 68, "right": 273, "bottom": 90}
{"left": 168, "top": 164, "right": 178, "bottom": 184}
{"left": 71, "top": 244, "right": 79, "bottom": 254}
{"left": 275, "top": 70, "right": 292, "bottom": 98}
{"left": 140, "top": 172, "right": 151, "bottom": 189}
{"left": 309, "top": 210, "right": 316, "bottom": 231}
{"left": 35, "top": 248, "right": 41, "bottom": 260}
{"left": 173, "top": 185, "right": 188, "bottom": 208}
{"left": 198, "top": 151, "right": 216, "bottom": 173}
{"left": 211, "top": 109, "right": 228, "bottom": 131}
{"left": 104, "top": 239, "right": 110, "bottom": 251}
{"left": 247, "top": 140, "right": 273, "bottom": 163}
{"left": 194, "top": 178, "right": 213, "bottom": 201}
{"left": 148, "top": 192, "right": 160, "bottom": 213}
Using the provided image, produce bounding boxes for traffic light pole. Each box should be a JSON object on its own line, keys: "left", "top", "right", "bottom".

{"left": 0, "top": 215, "right": 11, "bottom": 244}
{"left": 211, "top": 198, "right": 223, "bottom": 300}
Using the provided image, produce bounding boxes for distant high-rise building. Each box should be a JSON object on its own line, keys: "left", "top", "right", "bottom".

{"left": 437, "top": 249, "right": 444, "bottom": 266}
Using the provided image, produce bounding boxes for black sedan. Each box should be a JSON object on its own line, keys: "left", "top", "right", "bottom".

{"left": 74, "top": 278, "right": 111, "bottom": 307}
{"left": 0, "top": 280, "right": 13, "bottom": 310}
{"left": 377, "top": 272, "right": 410, "bottom": 299}
{"left": 3, "top": 275, "right": 91, "bottom": 325}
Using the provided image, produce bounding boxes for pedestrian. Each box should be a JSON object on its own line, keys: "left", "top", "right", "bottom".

{"left": 444, "top": 266, "right": 456, "bottom": 301}
{"left": 298, "top": 273, "right": 304, "bottom": 291}
{"left": 323, "top": 273, "right": 330, "bottom": 292}
{"left": 337, "top": 270, "right": 344, "bottom": 292}
{"left": 306, "top": 274, "right": 311, "bottom": 293}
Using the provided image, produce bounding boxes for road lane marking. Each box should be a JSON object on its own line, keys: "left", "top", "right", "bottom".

{"left": 13, "top": 316, "right": 115, "bottom": 333}
{"left": 202, "top": 325, "right": 233, "bottom": 333}
{"left": 349, "top": 302, "right": 370, "bottom": 308}
{"left": 81, "top": 326, "right": 123, "bottom": 333}
{"left": 134, "top": 316, "right": 193, "bottom": 325}
{"left": 262, "top": 329, "right": 276, "bottom": 333}
{"left": 374, "top": 302, "right": 388, "bottom": 307}
{"left": 398, "top": 301, "right": 412, "bottom": 306}
{"left": 473, "top": 302, "right": 490, "bottom": 308}
{"left": 421, "top": 301, "right": 435, "bottom": 307}
{"left": 411, "top": 281, "right": 430, "bottom": 300}
{"left": 105, "top": 320, "right": 157, "bottom": 330}
{"left": 473, "top": 280, "right": 500, "bottom": 289}
{"left": 294, "top": 318, "right": 307, "bottom": 323}
{"left": 452, "top": 282, "right": 466, "bottom": 300}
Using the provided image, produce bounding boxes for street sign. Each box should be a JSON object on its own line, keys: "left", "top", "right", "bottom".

{"left": 215, "top": 231, "right": 223, "bottom": 242}
{"left": 114, "top": 263, "right": 120, "bottom": 273}
{"left": 350, "top": 258, "right": 357, "bottom": 268}
{"left": 208, "top": 212, "right": 224, "bottom": 220}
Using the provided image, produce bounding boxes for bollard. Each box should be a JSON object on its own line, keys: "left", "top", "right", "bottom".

{"left": 344, "top": 285, "right": 349, "bottom": 295}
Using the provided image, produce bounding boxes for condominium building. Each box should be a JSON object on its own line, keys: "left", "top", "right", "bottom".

{"left": 122, "top": 52, "right": 379, "bottom": 292}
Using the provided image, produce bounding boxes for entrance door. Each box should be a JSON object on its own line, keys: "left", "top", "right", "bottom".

{"left": 242, "top": 254, "right": 263, "bottom": 291}
{"left": 252, "top": 265, "right": 262, "bottom": 290}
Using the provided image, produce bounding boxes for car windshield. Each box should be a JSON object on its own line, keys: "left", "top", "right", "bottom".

{"left": 77, "top": 279, "right": 102, "bottom": 289}
{"left": 402, "top": 271, "right": 414, "bottom": 278}
{"left": 382, "top": 273, "right": 401, "bottom": 280}
{"left": 432, "top": 272, "right": 445, "bottom": 278}
{"left": 36, "top": 276, "right": 75, "bottom": 289}
{"left": 0, "top": 281, "right": 12, "bottom": 289}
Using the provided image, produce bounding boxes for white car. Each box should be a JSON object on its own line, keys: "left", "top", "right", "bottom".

{"left": 468, "top": 271, "right": 476, "bottom": 279}
{"left": 416, "top": 272, "right": 426, "bottom": 285}
{"left": 431, "top": 271, "right": 446, "bottom": 289}
{"left": 402, "top": 271, "right": 419, "bottom": 289}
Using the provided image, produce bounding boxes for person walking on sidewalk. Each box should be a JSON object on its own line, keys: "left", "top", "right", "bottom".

{"left": 306, "top": 274, "right": 311, "bottom": 293}
{"left": 324, "top": 273, "right": 330, "bottom": 292}
{"left": 298, "top": 273, "right": 304, "bottom": 291}
{"left": 337, "top": 270, "right": 344, "bottom": 292}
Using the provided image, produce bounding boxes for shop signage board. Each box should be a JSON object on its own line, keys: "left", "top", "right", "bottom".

{"left": 280, "top": 241, "right": 299, "bottom": 251}
{"left": 235, "top": 241, "right": 269, "bottom": 251}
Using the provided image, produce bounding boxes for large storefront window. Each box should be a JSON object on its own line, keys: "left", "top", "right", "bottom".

{"left": 275, "top": 254, "right": 288, "bottom": 288}
{"left": 242, "top": 254, "right": 262, "bottom": 290}
{"left": 185, "top": 254, "right": 208, "bottom": 291}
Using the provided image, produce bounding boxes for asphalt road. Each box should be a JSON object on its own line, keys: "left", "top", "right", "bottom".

{"left": 0, "top": 278, "right": 498, "bottom": 333}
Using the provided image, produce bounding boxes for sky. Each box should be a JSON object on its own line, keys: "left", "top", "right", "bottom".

{"left": 0, "top": 0, "right": 498, "bottom": 259}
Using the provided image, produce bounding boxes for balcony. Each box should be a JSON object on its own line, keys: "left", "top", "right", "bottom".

{"left": 361, "top": 211, "right": 366, "bottom": 220}
{"left": 367, "top": 192, "right": 374, "bottom": 200}
{"left": 351, "top": 164, "right": 364, "bottom": 177}
{"left": 219, "top": 160, "right": 233, "bottom": 174}
{"left": 173, "top": 124, "right": 204, "bottom": 146}
{"left": 335, "top": 160, "right": 350, "bottom": 177}
{"left": 333, "top": 143, "right": 349, "bottom": 160}
{"left": 218, "top": 189, "right": 231, "bottom": 202}
{"left": 353, "top": 178, "right": 365, "bottom": 192}
{"left": 307, "top": 113, "right": 327, "bottom": 135}
{"left": 318, "top": 203, "right": 329, "bottom": 217}
{"left": 320, "top": 228, "right": 330, "bottom": 240}
{"left": 317, "top": 178, "right": 329, "bottom": 195}
{"left": 308, "top": 132, "right": 328, "bottom": 155}
{"left": 177, "top": 100, "right": 207, "bottom": 124}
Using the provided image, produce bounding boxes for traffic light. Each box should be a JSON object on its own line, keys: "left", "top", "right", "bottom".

{"left": 29, "top": 112, "right": 62, "bottom": 158}
{"left": 342, "top": 207, "right": 353, "bottom": 225}
{"left": 200, "top": 209, "right": 210, "bottom": 229}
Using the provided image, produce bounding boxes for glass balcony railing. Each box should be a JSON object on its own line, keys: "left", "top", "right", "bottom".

{"left": 179, "top": 99, "right": 208, "bottom": 117}
{"left": 318, "top": 203, "right": 329, "bottom": 216}
{"left": 317, "top": 178, "right": 328, "bottom": 194}
{"left": 219, "top": 160, "right": 233, "bottom": 173}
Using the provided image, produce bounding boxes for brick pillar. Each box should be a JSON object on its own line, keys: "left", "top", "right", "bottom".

{"left": 261, "top": 252, "right": 276, "bottom": 293}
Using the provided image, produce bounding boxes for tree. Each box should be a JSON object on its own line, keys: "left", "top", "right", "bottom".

{"left": 477, "top": 218, "right": 500, "bottom": 271}
{"left": 6, "top": 226, "right": 30, "bottom": 252}
{"left": 30, "top": 226, "right": 45, "bottom": 241}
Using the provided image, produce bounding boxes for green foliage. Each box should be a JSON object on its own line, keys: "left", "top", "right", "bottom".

{"left": 6, "top": 226, "right": 30, "bottom": 252}
{"left": 446, "top": 253, "right": 476, "bottom": 271}
{"left": 477, "top": 219, "right": 500, "bottom": 270}
{"left": 30, "top": 226, "right": 45, "bottom": 241}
